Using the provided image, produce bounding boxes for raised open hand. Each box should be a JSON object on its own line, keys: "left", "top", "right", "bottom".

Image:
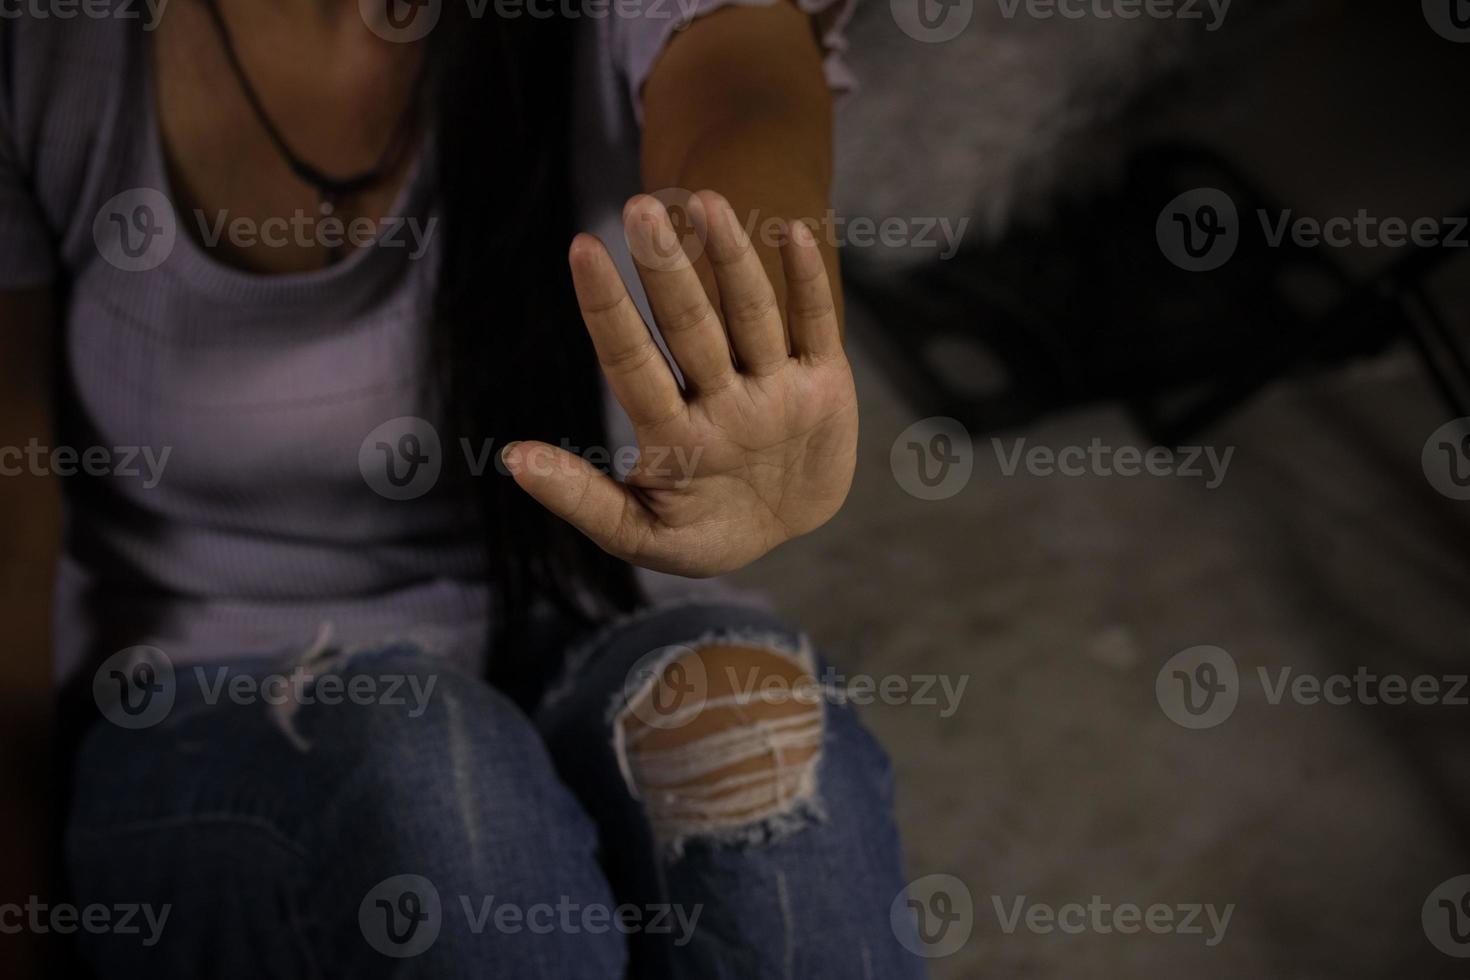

{"left": 501, "top": 191, "right": 859, "bottom": 577}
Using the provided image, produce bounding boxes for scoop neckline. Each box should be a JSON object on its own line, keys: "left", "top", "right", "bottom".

{"left": 138, "top": 27, "right": 435, "bottom": 303}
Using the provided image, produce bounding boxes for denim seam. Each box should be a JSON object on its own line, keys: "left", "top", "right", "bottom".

{"left": 282, "top": 857, "right": 325, "bottom": 980}
{"left": 72, "top": 813, "right": 324, "bottom": 975}
{"left": 70, "top": 812, "right": 311, "bottom": 860}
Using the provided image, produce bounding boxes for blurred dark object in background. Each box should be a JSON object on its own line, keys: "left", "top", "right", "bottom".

{"left": 846, "top": 142, "right": 1470, "bottom": 444}
{"left": 834, "top": 0, "right": 1470, "bottom": 443}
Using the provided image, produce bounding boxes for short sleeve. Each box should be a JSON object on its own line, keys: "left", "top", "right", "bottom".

{"left": 0, "top": 44, "right": 57, "bottom": 289}
{"left": 611, "top": 0, "right": 858, "bottom": 125}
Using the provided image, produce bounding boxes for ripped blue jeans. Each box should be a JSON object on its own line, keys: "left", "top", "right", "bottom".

{"left": 66, "top": 601, "right": 929, "bottom": 979}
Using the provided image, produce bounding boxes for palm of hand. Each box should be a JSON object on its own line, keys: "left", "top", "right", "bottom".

{"left": 503, "top": 191, "right": 857, "bottom": 577}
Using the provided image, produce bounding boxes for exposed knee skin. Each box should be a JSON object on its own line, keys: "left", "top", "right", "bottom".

{"left": 617, "top": 643, "right": 825, "bottom": 850}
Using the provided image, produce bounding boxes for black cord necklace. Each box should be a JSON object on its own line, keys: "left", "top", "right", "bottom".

{"left": 200, "top": 0, "right": 425, "bottom": 259}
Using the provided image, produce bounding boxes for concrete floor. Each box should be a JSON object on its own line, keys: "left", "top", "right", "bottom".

{"left": 726, "top": 3, "right": 1470, "bottom": 976}
{"left": 732, "top": 326, "right": 1470, "bottom": 979}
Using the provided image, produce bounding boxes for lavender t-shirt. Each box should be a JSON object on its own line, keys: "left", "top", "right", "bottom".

{"left": 0, "top": 1, "right": 852, "bottom": 683}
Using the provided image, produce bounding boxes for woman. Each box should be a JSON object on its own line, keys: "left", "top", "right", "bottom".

{"left": 0, "top": 0, "right": 925, "bottom": 975}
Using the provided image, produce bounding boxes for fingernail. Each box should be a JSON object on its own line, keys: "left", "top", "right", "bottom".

{"left": 649, "top": 213, "right": 678, "bottom": 253}
{"left": 501, "top": 441, "right": 523, "bottom": 474}
{"left": 723, "top": 202, "right": 746, "bottom": 240}
{"left": 791, "top": 219, "right": 815, "bottom": 247}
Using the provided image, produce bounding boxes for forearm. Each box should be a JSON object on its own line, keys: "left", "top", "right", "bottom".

{"left": 640, "top": 1, "right": 842, "bottom": 330}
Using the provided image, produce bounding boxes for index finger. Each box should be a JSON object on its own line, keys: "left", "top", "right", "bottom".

{"left": 569, "top": 233, "right": 686, "bottom": 429}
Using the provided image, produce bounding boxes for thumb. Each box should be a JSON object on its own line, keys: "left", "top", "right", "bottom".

{"left": 501, "top": 440, "right": 651, "bottom": 559}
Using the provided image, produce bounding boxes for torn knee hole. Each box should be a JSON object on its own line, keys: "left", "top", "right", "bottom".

{"left": 616, "top": 644, "right": 824, "bottom": 845}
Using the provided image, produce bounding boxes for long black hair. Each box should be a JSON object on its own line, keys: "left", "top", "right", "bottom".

{"left": 430, "top": 7, "right": 641, "bottom": 704}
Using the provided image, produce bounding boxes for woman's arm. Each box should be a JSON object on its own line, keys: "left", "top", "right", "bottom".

{"left": 640, "top": 0, "right": 843, "bottom": 330}
{"left": 502, "top": 4, "right": 858, "bottom": 576}
{"left": 0, "top": 287, "right": 61, "bottom": 975}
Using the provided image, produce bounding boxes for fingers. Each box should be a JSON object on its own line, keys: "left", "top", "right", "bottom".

{"left": 569, "top": 234, "right": 685, "bottom": 428}
{"left": 502, "top": 441, "right": 652, "bottom": 561}
{"left": 624, "top": 195, "right": 737, "bottom": 394}
{"left": 695, "top": 190, "right": 789, "bottom": 376}
{"left": 779, "top": 219, "right": 843, "bottom": 360}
